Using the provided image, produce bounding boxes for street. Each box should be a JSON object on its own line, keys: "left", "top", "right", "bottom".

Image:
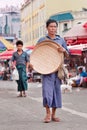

{"left": 0, "top": 80, "right": 87, "bottom": 130}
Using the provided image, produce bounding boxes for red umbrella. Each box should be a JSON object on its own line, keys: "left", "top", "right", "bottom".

{"left": 0, "top": 55, "right": 12, "bottom": 60}
{"left": 0, "top": 50, "right": 15, "bottom": 59}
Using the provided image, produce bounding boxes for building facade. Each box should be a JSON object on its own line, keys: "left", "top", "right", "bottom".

{"left": 21, "top": 0, "right": 87, "bottom": 46}
{"left": 0, "top": 6, "right": 21, "bottom": 42}
{"left": 50, "top": 11, "right": 87, "bottom": 37}
{"left": 21, "top": 0, "right": 46, "bottom": 46}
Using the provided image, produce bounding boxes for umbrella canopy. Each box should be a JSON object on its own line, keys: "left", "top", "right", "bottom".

{"left": 0, "top": 37, "right": 14, "bottom": 52}
{"left": 64, "top": 24, "right": 87, "bottom": 38}
{"left": 0, "top": 50, "right": 15, "bottom": 60}
{"left": 0, "top": 55, "right": 12, "bottom": 60}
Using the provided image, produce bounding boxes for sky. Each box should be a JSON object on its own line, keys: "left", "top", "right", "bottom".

{"left": 0, "top": 0, "right": 24, "bottom": 8}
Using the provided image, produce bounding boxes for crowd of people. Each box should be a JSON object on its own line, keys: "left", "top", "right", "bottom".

{"left": 0, "top": 61, "right": 41, "bottom": 82}
{"left": 0, "top": 62, "right": 11, "bottom": 80}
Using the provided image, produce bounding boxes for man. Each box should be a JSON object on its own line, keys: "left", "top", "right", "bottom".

{"left": 75, "top": 67, "right": 87, "bottom": 87}
{"left": 37, "top": 19, "right": 68, "bottom": 123}
{"left": 11, "top": 40, "right": 29, "bottom": 97}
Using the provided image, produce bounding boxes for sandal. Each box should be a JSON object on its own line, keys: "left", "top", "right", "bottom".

{"left": 52, "top": 117, "right": 60, "bottom": 122}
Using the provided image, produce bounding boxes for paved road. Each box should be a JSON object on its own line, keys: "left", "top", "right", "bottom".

{"left": 0, "top": 81, "right": 87, "bottom": 130}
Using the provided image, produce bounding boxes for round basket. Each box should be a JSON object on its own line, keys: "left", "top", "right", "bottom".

{"left": 30, "top": 40, "right": 64, "bottom": 74}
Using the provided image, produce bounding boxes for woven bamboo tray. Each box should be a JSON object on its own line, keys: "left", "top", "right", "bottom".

{"left": 30, "top": 40, "right": 64, "bottom": 74}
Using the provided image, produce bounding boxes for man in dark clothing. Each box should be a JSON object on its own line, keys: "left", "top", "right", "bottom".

{"left": 11, "top": 40, "right": 29, "bottom": 97}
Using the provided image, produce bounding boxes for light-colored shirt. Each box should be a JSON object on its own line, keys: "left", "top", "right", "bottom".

{"left": 37, "top": 35, "right": 69, "bottom": 53}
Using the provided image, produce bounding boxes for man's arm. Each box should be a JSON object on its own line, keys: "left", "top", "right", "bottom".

{"left": 10, "top": 53, "right": 16, "bottom": 68}
{"left": 58, "top": 38, "right": 69, "bottom": 57}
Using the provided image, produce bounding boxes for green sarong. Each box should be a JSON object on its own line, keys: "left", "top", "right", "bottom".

{"left": 16, "top": 64, "right": 28, "bottom": 91}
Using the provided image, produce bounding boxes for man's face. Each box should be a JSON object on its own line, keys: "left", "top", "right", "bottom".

{"left": 47, "top": 22, "right": 57, "bottom": 35}
{"left": 17, "top": 44, "right": 23, "bottom": 51}
{"left": 78, "top": 69, "right": 82, "bottom": 73}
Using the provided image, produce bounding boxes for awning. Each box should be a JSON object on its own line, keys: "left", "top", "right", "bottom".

{"left": 69, "top": 49, "right": 82, "bottom": 55}
{"left": 67, "top": 38, "right": 87, "bottom": 45}
{"left": 64, "top": 24, "right": 87, "bottom": 45}
{"left": 50, "top": 12, "right": 74, "bottom": 22}
{"left": 68, "top": 44, "right": 87, "bottom": 55}
{"left": 64, "top": 24, "right": 87, "bottom": 38}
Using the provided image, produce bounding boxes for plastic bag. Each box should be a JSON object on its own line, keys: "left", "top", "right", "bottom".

{"left": 12, "top": 68, "right": 19, "bottom": 80}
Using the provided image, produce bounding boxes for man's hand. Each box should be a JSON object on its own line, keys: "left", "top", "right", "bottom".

{"left": 11, "top": 61, "right": 16, "bottom": 69}
{"left": 58, "top": 47, "right": 69, "bottom": 58}
{"left": 29, "top": 63, "right": 33, "bottom": 69}
{"left": 57, "top": 47, "right": 65, "bottom": 53}
{"left": 11, "top": 65, "right": 16, "bottom": 69}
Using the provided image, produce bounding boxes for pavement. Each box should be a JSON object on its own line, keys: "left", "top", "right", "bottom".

{"left": 0, "top": 80, "right": 87, "bottom": 130}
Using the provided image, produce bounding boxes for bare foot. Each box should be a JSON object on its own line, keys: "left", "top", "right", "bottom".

{"left": 23, "top": 94, "right": 27, "bottom": 97}
{"left": 52, "top": 117, "right": 60, "bottom": 122}
{"left": 17, "top": 94, "right": 22, "bottom": 97}
{"left": 44, "top": 115, "right": 51, "bottom": 123}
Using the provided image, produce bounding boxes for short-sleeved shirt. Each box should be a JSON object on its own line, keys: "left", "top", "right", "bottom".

{"left": 37, "top": 35, "right": 69, "bottom": 53}
{"left": 11, "top": 51, "right": 29, "bottom": 66}
{"left": 80, "top": 71, "right": 87, "bottom": 77}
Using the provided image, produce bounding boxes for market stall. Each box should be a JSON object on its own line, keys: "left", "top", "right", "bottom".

{"left": 64, "top": 24, "right": 87, "bottom": 45}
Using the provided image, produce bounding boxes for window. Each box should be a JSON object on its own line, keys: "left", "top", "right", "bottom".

{"left": 63, "top": 23, "right": 68, "bottom": 31}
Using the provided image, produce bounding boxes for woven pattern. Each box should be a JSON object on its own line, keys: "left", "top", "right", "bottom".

{"left": 30, "top": 40, "right": 64, "bottom": 74}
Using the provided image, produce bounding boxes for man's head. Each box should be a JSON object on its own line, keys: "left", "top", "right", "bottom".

{"left": 46, "top": 19, "right": 58, "bottom": 36}
{"left": 46, "top": 19, "right": 58, "bottom": 28}
{"left": 78, "top": 67, "right": 83, "bottom": 73}
{"left": 16, "top": 40, "right": 23, "bottom": 51}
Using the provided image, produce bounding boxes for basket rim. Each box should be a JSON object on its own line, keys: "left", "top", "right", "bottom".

{"left": 30, "top": 40, "right": 64, "bottom": 74}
